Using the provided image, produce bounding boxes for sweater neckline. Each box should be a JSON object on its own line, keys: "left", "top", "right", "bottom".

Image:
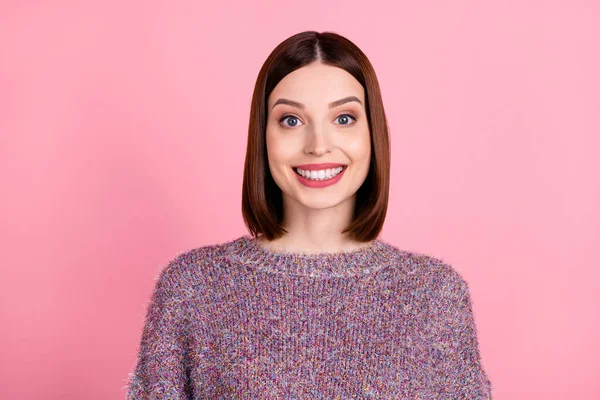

{"left": 227, "top": 234, "right": 395, "bottom": 278}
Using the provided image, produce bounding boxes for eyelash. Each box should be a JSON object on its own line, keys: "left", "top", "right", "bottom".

{"left": 278, "top": 113, "right": 357, "bottom": 128}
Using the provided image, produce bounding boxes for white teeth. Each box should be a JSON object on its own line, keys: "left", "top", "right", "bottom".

{"left": 295, "top": 166, "right": 345, "bottom": 181}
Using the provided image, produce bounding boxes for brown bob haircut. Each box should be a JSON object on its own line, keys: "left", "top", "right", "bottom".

{"left": 241, "top": 31, "right": 391, "bottom": 242}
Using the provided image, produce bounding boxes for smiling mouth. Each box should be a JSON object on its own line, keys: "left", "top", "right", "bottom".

{"left": 292, "top": 165, "right": 347, "bottom": 181}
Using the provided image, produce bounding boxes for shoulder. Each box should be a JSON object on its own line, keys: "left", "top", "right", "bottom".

{"left": 403, "top": 250, "right": 471, "bottom": 309}
{"left": 171, "top": 241, "right": 230, "bottom": 270}
{"left": 155, "top": 236, "right": 242, "bottom": 287}
{"left": 382, "top": 243, "right": 470, "bottom": 301}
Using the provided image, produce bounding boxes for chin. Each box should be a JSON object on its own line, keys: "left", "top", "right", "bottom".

{"left": 297, "top": 195, "right": 351, "bottom": 210}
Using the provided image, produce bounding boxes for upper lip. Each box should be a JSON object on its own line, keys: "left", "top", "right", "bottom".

{"left": 294, "top": 163, "right": 347, "bottom": 170}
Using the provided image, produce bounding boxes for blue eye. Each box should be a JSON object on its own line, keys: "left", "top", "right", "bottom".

{"left": 334, "top": 114, "right": 357, "bottom": 125}
{"left": 279, "top": 115, "right": 303, "bottom": 128}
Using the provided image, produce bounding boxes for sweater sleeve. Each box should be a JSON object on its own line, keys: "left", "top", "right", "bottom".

{"left": 126, "top": 257, "right": 192, "bottom": 399}
{"left": 426, "top": 263, "right": 493, "bottom": 399}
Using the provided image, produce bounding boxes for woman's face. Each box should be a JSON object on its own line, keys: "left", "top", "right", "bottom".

{"left": 266, "top": 62, "right": 371, "bottom": 212}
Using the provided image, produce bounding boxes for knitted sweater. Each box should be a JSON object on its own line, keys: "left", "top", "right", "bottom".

{"left": 126, "top": 235, "right": 492, "bottom": 399}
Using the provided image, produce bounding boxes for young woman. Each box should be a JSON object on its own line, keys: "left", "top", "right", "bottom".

{"left": 127, "top": 31, "right": 493, "bottom": 399}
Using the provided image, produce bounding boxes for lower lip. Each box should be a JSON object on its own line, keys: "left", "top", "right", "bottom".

{"left": 293, "top": 167, "right": 346, "bottom": 188}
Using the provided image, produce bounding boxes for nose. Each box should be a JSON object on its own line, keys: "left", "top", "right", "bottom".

{"left": 304, "top": 124, "right": 333, "bottom": 156}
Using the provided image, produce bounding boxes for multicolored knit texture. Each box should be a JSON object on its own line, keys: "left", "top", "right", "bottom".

{"left": 126, "top": 235, "right": 493, "bottom": 399}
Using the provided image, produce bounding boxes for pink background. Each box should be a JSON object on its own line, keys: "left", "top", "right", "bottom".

{"left": 1, "top": 1, "right": 599, "bottom": 399}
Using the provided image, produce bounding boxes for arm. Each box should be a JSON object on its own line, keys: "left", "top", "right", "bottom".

{"left": 126, "top": 257, "right": 192, "bottom": 399}
{"left": 427, "top": 263, "right": 493, "bottom": 399}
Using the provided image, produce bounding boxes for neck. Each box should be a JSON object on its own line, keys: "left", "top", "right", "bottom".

{"left": 257, "top": 233, "right": 374, "bottom": 254}
{"left": 274, "top": 193, "right": 361, "bottom": 253}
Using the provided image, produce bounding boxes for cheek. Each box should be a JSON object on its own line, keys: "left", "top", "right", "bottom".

{"left": 265, "top": 128, "right": 295, "bottom": 165}
{"left": 344, "top": 130, "right": 371, "bottom": 161}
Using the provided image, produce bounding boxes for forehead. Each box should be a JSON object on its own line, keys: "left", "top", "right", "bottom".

{"left": 268, "top": 63, "right": 365, "bottom": 108}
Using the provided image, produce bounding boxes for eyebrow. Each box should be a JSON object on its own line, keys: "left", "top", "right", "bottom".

{"left": 271, "top": 96, "right": 363, "bottom": 110}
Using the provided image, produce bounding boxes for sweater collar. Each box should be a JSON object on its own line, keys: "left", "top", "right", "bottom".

{"left": 226, "top": 234, "right": 396, "bottom": 278}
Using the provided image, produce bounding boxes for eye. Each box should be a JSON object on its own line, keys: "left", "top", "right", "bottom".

{"left": 334, "top": 114, "right": 357, "bottom": 126}
{"left": 278, "top": 115, "right": 304, "bottom": 128}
